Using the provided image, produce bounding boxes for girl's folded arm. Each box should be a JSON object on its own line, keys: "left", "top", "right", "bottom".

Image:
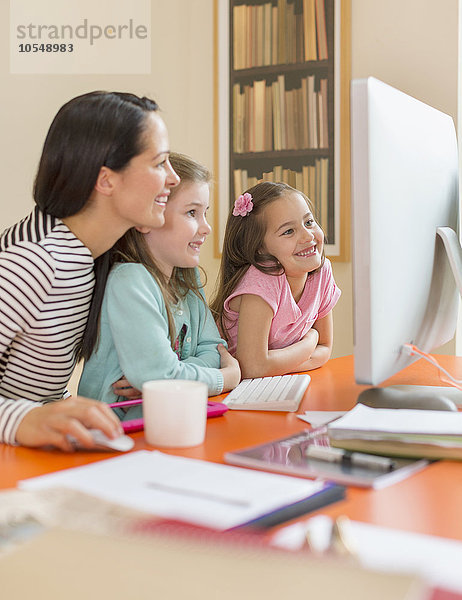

{"left": 288, "top": 312, "right": 334, "bottom": 373}
{"left": 235, "top": 294, "right": 319, "bottom": 378}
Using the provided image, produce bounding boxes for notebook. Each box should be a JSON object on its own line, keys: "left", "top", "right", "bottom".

{"left": 328, "top": 404, "right": 462, "bottom": 460}
{"left": 224, "top": 427, "right": 429, "bottom": 489}
{"left": 18, "top": 450, "right": 345, "bottom": 531}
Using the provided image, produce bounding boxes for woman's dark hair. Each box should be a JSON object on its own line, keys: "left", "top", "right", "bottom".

{"left": 33, "top": 91, "right": 159, "bottom": 361}
{"left": 210, "top": 181, "right": 325, "bottom": 341}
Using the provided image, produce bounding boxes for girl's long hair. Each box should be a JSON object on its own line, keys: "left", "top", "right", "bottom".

{"left": 210, "top": 181, "right": 324, "bottom": 341}
{"left": 110, "top": 152, "right": 211, "bottom": 348}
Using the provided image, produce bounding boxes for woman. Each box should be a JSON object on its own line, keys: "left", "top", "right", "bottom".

{"left": 0, "top": 91, "right": 179, "bottom": 450}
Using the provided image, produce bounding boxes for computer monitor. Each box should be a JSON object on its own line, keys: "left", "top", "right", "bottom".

{"left": 351, "top": 77, "right": 462, "bottom": 391}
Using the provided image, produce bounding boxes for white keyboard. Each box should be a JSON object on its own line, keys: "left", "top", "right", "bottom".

{"left": 223, "top": 374, "right": 311, "bottom": 412}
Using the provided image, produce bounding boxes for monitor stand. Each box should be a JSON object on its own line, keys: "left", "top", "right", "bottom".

{"left": 386, "top": 227, "right": 462, "bottom": 408}
{"left": 387, "top": 385, "right": 462, "bottom": 406}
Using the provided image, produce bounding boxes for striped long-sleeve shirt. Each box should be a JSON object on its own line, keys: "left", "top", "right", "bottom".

{"left": 0, "top": 208, "right": 95, "bottom": 444}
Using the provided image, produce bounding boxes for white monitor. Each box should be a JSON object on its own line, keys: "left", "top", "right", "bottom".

{"left": 351, "top": 77, "right": 461, "bottom": 388}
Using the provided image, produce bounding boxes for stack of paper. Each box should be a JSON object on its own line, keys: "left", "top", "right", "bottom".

{"left": 328, "top": 404, "right": 462, "bottom": 460}
{"left": 18, "top": 451, "right": 344, "bottom": 531}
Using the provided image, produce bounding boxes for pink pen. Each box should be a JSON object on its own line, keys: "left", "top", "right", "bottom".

{"left": 109, "top": 398, "right": 143, "bottom": 409}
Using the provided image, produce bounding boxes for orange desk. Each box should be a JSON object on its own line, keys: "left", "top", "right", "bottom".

{"left": 2, "top": 355, "right": 462, "bottom": 541}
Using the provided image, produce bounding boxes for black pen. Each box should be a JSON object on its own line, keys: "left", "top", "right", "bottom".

{"left": 305, "top": 445, "right": 396, "bottom": 471}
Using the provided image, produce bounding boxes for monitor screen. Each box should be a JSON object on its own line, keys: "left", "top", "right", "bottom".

{"left": 351, "top": 77, "right": 459, "bottom": 386}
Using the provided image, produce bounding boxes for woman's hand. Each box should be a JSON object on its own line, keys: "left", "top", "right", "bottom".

{"left": 15, "top": 396, "right": 123, "bottom": 451}
{"left": 218, "top": 344, "right": 241, "bottom": 392}
{"left": 111, "top": 377, "right": 142, "bottom": 398}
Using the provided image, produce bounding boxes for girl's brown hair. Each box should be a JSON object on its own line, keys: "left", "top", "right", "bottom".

{"left": 111, "top": 152, "right": 211, "bottom": 348}
{"left": 210, "top": 181, "right": 324, "bottom": 341}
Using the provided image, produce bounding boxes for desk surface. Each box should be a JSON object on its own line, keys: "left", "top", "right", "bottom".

{"left": 2, "top": 355, "right": 462, "bottom": 541}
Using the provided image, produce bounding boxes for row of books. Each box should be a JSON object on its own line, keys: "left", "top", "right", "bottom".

{"left": 233, "top": 74, "right": 328, "bottom": 154}
{"left": 234, "top": 157, "right": 329, "bottom": 232}
{"left": 233, "top": 0, "right": 328, "bottom": 70}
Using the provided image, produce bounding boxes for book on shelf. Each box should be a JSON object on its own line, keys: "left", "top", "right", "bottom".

{"left": 319, "top": 78, "right": 329, "bottom": 147}
{"left": 271, "top": 3, "right": 278, "bottom": 65}
{"left": 315, "top": 0, "right": 328, "bottom": 60}
{"left": 256, "top": 4, "right": 263, "bottom": 67}
{"left": 307, "top": 74, "right": 318, "bottom": 148}
{"left": 286, "top": 0, "right": 294, "bottom": 63}
{"left": 301, "top": 76, "right": 309, "bottom": 147}
{"left": 278, "top": 74, "right": 287, "bottom": 149}
{"left": 296, "top": 6, "right": 304, "bottom": 63}
{"left": 277, "top": 0, "right": 287, "bottom": 64}
{"left": 253, "top": 79, "right": 266, "bottom": 152}
{"left": 285, "top": 88, "right": 294, "bottom": 150}
{"left": 328, "top": 404, "right": 462, "bottom": 460}
{"left": 303, "top": 0, "right": 318, "bottom": 61}
{"left": 265, "top": 82, "right": 273, "bottom": 151}
{"left": 263, "top": 3, "right": 272, "bottom": 66}
{"left": 246, "top": 5, "right": 252, "bottom": 68}
{"left": 247, "top": 84, "right": 255, "bottom": 152}
{"left": 271, "top": 79, "right": 281, "bottom": 151}
{"left": 233, "top": 169, "right": 242, "bottom": 196}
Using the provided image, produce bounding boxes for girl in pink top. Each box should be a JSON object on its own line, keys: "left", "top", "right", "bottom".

{"left": 211, "top": 182, "right": 340, "bottom": 378}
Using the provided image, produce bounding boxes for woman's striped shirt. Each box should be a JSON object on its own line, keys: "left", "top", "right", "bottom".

{"left": 0, "top": 208, "right": 95, "bottom": 444}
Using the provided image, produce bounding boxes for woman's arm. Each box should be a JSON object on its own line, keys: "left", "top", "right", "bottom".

{"left": 0, "top": 245, "right": 120, "bottom": 448}
{"left": 235, "top": 294, "right": 322, "bottom": 378}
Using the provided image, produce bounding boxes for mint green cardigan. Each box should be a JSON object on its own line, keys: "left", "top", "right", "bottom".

{"left": 78, "top": 264, "right": 225, "bottom": 419}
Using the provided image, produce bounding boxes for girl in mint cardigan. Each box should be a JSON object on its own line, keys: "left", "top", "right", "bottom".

{"left": 78, "top": 153, "right": 240, "bottom": 419}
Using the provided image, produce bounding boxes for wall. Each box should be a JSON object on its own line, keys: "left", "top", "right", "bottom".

{"left": 347, "top": 0, "right": 459, "bottom": 357}
{"left": 0, "top": 0, "right": 215, "bottom": 232}
{"left": 0, "top": 0, "right": 458, "bottom": 366}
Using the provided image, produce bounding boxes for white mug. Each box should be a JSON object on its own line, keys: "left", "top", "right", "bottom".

{"left": 142, "top": 380, "right": 208, "bottom": 448}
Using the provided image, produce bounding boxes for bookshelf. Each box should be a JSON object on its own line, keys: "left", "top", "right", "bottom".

{"left": 214, "top": 0, "right": 350, "bottom": 260}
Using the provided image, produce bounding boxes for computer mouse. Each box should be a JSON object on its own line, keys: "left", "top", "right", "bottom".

{"left": 357, "top": 387, "right": 458, "bottom": 412}
{"left": 67, "top": 429, "right": 135, "bottom": 452}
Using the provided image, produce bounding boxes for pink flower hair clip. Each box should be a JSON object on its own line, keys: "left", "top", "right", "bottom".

{"left": 233, "top": 192, "right": 253, "bottom": 217}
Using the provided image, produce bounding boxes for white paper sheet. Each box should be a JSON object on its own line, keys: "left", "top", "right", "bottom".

{"left": 329, "top": 404, "right": 462, "bottom": 435}
{"left": 18, "top": 450, "right": 325, "bottom": 531}
{"left": 297, "top": 411, "right": 347, "bottom": 427}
